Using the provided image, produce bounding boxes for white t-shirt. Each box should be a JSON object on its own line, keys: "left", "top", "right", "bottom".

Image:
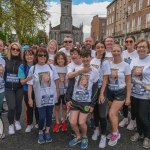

{"left": 130, "top": 55, "right": 150, "bottom": 99}
{"left": 90, "top": 58, "right": 111, "bottom": 88}
{"left": 108, "top": 61, "right": 131, "bottom": 91}
{"left": 48, "top": 54, "right": 55, "bottom": 64}
{"left": 91, "top": 50, "right": 96, "bottom": 58}
{"left": 67, "top": 61, "right": 82, "bottom": 74}
{"left": 54, "top": 65, "right": 67, "bottom": 95}
{"left": 0, "top": 58, "right": 5, "bottom": 93}
{"left": 105, "top": 51, "right": 113, "bottom": 58}
{"left": 59, "top": 47, "right": 71, "bottom": 63}
{"left": 122, "top": 50, "right": 138, "bottom": 64}
{"left": 27, "top": 64, "right": 59, "bottom": 107}
{"left": 72, "top": 66, "right": 98, "bottom": 102}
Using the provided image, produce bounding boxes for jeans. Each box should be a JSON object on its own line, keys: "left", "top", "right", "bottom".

{"left": 0, "top": 92, "right": 5, "bottom": 117}
{"left": 5, "top": 88, "right": 23, "bottom": 124}
{"left": 132, "top": 97, "right": 150, "bottom": 138}
{"left": 38, "top": 105, "right": 54, "bottom": 130}
{"left": 24, "top": 91, "right": 39, "bottom": 125}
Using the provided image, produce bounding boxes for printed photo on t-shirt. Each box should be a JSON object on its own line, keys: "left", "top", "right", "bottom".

{"left": 39, "top": 72, "right": 51, "bottom": 88}
{"left": 77, "top": 74, "right": 89, "bottom": 90}
{"left": 109, "top": 68, "right": 119, "bottom": 84}
{"left": 124, "top": 57, "right": 132, "bottom": 64}
{"left": 132, "top": 66, "right": 144, "bottom": 81}
{"left": 58, "top": 73, "right": 66, "bottom": 85}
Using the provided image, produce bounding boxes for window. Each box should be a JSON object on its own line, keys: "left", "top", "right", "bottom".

{"left": 148, "top": 0, "right": 150, "bottom": 6}
{"left": 139, "top": 0, "right": 143, "bottom": 10}
{"left": 133, "top": 2, "right": 136, "bottom": 13}
{"left": 146, "top": 13, "right": 150, "bottom": 27}
{"left": 137, "top": 16, "right": 141, "bottom": 30}
{"left": 132, "top": 19, "right": 135, "bottom": 31}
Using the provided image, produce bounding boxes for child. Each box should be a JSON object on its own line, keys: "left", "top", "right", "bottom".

{"left": 47, "top": 40, "right": 58, "bottom": 64}
{"left": 18, "top": 49, "right": 39, "bottom": 133}
{"left": 66, "top": 49, "right": 98, "bottom": 149}
{"left": 53, "top": 51, "right": 68, "bottom": 132}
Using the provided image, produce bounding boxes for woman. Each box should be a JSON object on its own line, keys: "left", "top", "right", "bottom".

{"left": 4, "top": 42, "right": 23, "bottom": 135}
{"left": 18, "top": 49, "right": 39, "bottom": 133}
{"left": 28, "top": 47, "right": 59, "bottom": 144}
{"left": 119, "top": 35, "right": 138, "bottom": 130}
{"left": 107, "top": 44, "right": 131, "bottom": 146}
{"left": 90, "top": 41, "right": 111, "bottom": 148}
{"left": 130, "top": 39, "right": 150, "bottom": 149}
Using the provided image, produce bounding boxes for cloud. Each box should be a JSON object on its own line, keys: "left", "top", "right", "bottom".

{"left": 45, "top": 1, "right": 110, "bottom": 39}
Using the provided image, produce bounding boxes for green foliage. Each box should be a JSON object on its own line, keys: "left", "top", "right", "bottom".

{"left": 0, "top": 0, "right": 50, "bottom": 44}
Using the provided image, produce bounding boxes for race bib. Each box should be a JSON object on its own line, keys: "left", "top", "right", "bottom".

{"left": 41, "top": 94, "right": 54, "bottom": 106}
{"left": 132, "top": 84, "right": 145, "bottom": 95}
{"left": 75, "top": 90, "right": 90, "bottom": 102}
{"left": 108, "top": 84, "right": 119, "bottom": 91}
{"left": 6, "top": 73, "right": 19, "bottom": 83}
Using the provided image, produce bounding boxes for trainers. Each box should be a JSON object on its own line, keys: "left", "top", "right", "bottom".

{"left": 38, "top": 133, "right": 45, "bottom": 144}
{"left": 80, "top": 137, "right": 88, "bottom": 149}
{"left": 1, "top": 133, "right": 5, "bottom": 139}
{"left": 8, "top": 124, "right": 15, "bottom": 135}
{"left": 45, "top": 132, "right": 52, "bottom": 143}
{"left": 69, "top": 137, "right": 81, "bottom": 146}
{"left": 108, "top": 133, "right": 121, "bottom": 146}
{"left": 15, "top": 121, "right": 22, "bottom": 131}
{"left": 143, "top": 138, "right": 150, "bottom": 149}
{"left": 107, "top": 133, "right": 112, "bottom": 140}
{"left": 99, "top": 135, "right": 106, "bottom": 148}
{"left": 127, "top": 119, "right": 136, "bottom": 130}
{"left": 1, "top": 108, "right": 8, "bottom": 115}
{"left": 25, "top": 125, "right": 34, "bottom": 133}
{"left": 130, "top": 132, "right": 141, "bottom": 142}
{"left": 62, "top": 121, "right": 67, "bottom": 131}
{"left": 35, "top": 124, "right": 38, "bottom": 129}
{"left": 119, "top": 118, "right": 128, "bottom": 127}
{"left": 92, "top": 129, "right": 100, "bottom": 141}
{"left": 53, "top": 123, "right": 61, "bottom": 133}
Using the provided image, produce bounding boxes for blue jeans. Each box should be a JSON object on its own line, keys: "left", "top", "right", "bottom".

{"left": 38, "top": 105, "right": 54, "bottom": 130}
{"left": 0, "top": 92, "right": 5, "bottom": 117}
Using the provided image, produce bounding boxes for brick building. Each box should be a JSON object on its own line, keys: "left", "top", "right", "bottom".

{"left": 91, "top": 15, "right": 106, "bottom": 43}
{"left": 106, "top": 0, "right": 150, "bottom": 44}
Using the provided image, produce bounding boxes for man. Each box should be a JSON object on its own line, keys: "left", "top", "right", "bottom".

{"left": 59, "top": 36, "right": 73, "bottom": 63}
{"left": 84, "top": 37, "right": 96, "bottom": 58}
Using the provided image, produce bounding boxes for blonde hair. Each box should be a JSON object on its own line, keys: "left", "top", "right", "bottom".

{"left": 47, "top": 39, "right": 58, "bottom": 54}
{"left": 7, "top": 42, "right": 22, "bottom": 60}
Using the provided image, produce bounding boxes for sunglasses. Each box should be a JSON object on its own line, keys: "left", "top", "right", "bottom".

{"left": 64, "top": 41, "right": 73, "bottom": 43}
{"left": 125, "top": 40, "right": 133, "bottom": 44}
{"left": 11, "top": 47, "right": 20, "bottom": 52}
{"left": 38, "top": 54, "right": 47, "bottom": 58}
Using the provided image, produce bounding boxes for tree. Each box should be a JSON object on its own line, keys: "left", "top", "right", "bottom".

{"left": 0, "top": 0, "right": 50, "bottom": 43}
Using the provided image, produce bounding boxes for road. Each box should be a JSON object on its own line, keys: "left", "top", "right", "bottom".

{"left": 0, "top": 102, "right": 145, "bottom": 150}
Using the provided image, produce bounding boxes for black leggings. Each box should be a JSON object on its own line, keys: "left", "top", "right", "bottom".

{"left": 93, "top": 101, "right": 107, "bottom": 135}
{"left": 122, "top": 97, "right": 136, "bottom": 120}
{"left": 132, "top": 97, "right": 150, "bottom": 138}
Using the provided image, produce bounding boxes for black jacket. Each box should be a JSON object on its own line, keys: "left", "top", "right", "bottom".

{"left": 65, "top": 77, "right": 98, "bottom": 108}
{"left": 4, "top": 56, "right": 23, "bottom": 90}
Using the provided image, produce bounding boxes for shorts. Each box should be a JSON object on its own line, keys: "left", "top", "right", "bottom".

{"left": 70, "top": 100, "right": 90, "bottom": 114}
{"left": 107, "top": 88, "right": 126, "bottom": 102}
{"left": 55, "top": 95, "right": 66, "bottom": 106}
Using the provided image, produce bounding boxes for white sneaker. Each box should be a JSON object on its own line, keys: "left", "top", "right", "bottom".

{"left": 127, "top": 119, "right": 136, "bottom": 130}
{"left": 15, "top": 121, "right": 22, "bottom": 131}
{"left": 99, "top": 135, "right": 106, "bottom": 148}
{"left": 119, "top": 118, "right": 128, "bottom": 127}
{"left": 25, "top": 125, "right": 34, "bottom": 133}
{"left": 108, "top": 133, "right": 121, "bottom": 147}
{"left": 8, "top": 124, "right": 15, "bottom": 135}
{"left": 92, "top": 129, "right": 100, "bottom": 141}
{"left": 35, "top": 124, "right": 38, "bottom": 129}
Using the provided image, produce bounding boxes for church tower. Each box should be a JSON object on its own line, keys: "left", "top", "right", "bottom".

{"left": 60, "top": 0, "right": 72, "bottom": 33}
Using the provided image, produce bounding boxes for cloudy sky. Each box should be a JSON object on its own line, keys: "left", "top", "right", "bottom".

{"left": 46, "top": 0, "right": 112, "bottom": 39}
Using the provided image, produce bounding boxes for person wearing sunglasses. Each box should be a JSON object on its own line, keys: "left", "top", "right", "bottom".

{"left": 130, "top": 39, "right": 150, "bottom": 149}
{"left": 27, "top": 47, "right": 59, "bottom": 144}
{"left": 59, "top": 36, "right": 73, "bottom": 63}
{"left": 4, "top": 42, "right": 23, "bottom": 135}
{"left": 119, "top": 35, "right": 138, "bottom": 131}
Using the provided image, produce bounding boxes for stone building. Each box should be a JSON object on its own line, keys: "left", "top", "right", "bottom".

{"left": 91, "top": 15, "right": 107, "bottom": 43}
{"left": 106, "top": 0, "right": 150, "bottom": 44}
{"left": 49, "top": 0, "right": 83, "bottom": 45}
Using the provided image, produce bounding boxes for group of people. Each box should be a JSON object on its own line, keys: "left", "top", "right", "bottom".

{"left": 0, "top": 35, "right": 150, "bottom": 149}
